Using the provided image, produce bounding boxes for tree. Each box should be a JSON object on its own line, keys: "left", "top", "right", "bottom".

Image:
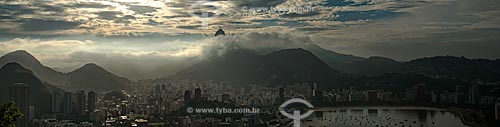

{"left": 0, "top": 102, "right": 24, "bottom": 127}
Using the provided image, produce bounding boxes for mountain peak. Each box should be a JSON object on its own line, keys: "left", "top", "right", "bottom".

{"left": 68, "top": 63, "right": 130, "bottom": 91}
{"left": 5, "top": 50, "right": 36, "bottom": 58}
{"left": 74, "top": 63, "right": 106, "bottom": 72}
{"left": 0, "top": 50, "right": 65, "bottom": 85}
{"left": 266, "top": 48, "right": 320, "bottom": 61}
{"left": 83, "top": 63, "right": 100, "bottom": 68}
{"left": 1, "top": 50, "right": 41, "bottom": 65}
{"left": 172, "top": 48, "right": 342, "bottom": 86}
{"left": 11, "top": 50, "right": 30, "bottom": 54}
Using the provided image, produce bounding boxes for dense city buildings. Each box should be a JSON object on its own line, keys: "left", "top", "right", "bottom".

{"left": 4, "top": 78, "right": 500, "bottom": 127}
{"left": 470, "top": 85, "right": 479, "bottom": 105}
{"left": 4, "top": 75, "right": 500, "bottom": 127}
{"left": 63, "top": 92, "right": 73, "bottom": 114}
{"left": 88, "top": 91, "right": 96, "bottom": 113}
{"left": 194, "top": 88, "right": 202, "bottom": 102}
{"left": 76, "top": 90, "right": 86, "bottom": 116}
{"left": 184, "top": 90, "right": 192, "bottom": 106}
{"left": 51, "top": 91, "right": 62, "bottom": 113}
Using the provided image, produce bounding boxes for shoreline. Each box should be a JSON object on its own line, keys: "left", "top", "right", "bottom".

{"left": 308, "top": 106, "right": 481, "bottom": 127}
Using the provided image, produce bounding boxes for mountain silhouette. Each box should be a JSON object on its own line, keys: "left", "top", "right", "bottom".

{"left": 0, "top": 50, "right": 131, "bottom": 91}
{"left": 339, "top": 56, "right": 406, "bottom": 75}
{"left": 171, "top": 48, "right": 350, "bottom": 87}
{"left": 304, "top": 44, "right": 365, "bottom": 69}
{"left": 0, "top": 50, "right": 65, "bottom": 85}
{"left": 0, "top": 62, "right": 64, "bottom": 115}
{"left": 67, "top": 63, "right": 131, "bottom": 91}
{"left": 338, "top": 55, "right": 500, "bottom": 82}
{"left": 242, "top": 44, "right": 366, "bottom": 71}
{"left": 170, "top": 47, "right": 500, "bottom": 88}
{"left": 405, "top": 56, "right": 500, "bottom": 82}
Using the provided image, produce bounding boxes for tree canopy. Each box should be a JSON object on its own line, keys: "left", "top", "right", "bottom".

{"left": 0, "top": 102, "right": 24, "bottom": 127}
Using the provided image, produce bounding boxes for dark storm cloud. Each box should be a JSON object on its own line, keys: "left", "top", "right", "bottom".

{"left": 19, "top": 19, "right": 81, "bottom": 31}
{"left": 190, "top": 4, "right": 219, "bottom": 10}
{"left": 129, "top": 5, "right": 157, "bottom": 14}
{"left": 0, "top": 15, "right": 14, "bottom": 20}
{"left": 192, "top": 12, "right": 217, "bottom": 17}
{"left": 280, "top": 12, "right": 321, "bottom": 18}
{"left": 228, "top": 21, "right": 250, "bottom": 24}
{"left": 297, "top": 27, "right": 331, "bottom": 31}
{"left": 177, "top": 25, "right": 200, "bottom": 30}
{"left": 0, "top": 4, "right": 35, "bottom": 17}
{"left": 95, "top": 11, "right": 121, "bottom": 20}
{"left": 322, "top": 0, "right": 356, "bottom": 6}
{"left": 333, "top": 10, "right": 407, "bottom": 21}
{"left": 39, "top": 4, "right": 66, "bottom": 12}
{"left": 65, "top": 2, "right": 110, "bottom": 9}
{"left": 163, "top": 15, "right": 191, "bottom": 19}
{"left": 249, "top": 19, "right": 309, "bottom": 27}
{"left": 234, "top": 0, "right": 287, "bottom": 7}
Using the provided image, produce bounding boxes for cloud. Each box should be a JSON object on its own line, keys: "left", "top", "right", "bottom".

{"left": 310, "top": 0, "right": 500, "bottom": 60}
{"left": 0, "top": 38, "right": 93, "bottom": 53}
{"left": 0, "top": 0, "right": 500, "bottom": 78}
{"left": 0, "top": 3, "right": 35, "bottom": 16}
{"left": 280, "top": 12, "right": 321, "bottom": 18}
{"left": 0, "top": 0, "right": 424, "bottom": 36}
{"left": 95, "top": 11, "right": 122, "bottom": 20}
{"left": 129, "top": 5, "right": 157, "bottom": 14}
{"left": 177, "top": 32, "right": 314, "bottom": 57}
{"left": 0, "top": 32, "right": 316, "bottom": 78}
{"left": 333, "top": 10, "right": 407, "bottom": 21}
{"left": 52, "top": 50, "right": 201, "bottom": 79}
{"left": 0, "top": 37, "right": 204, "bottom": 79}
{"left": 19, "top": 19, "right": 81, "bottom": 31}
{"left": 67, "top": 2, "right": 110, "bottom": 9}
{"left": 0, "top": 38, "right": 94, "bottom": 67}
{"left": 233, "top": 0, "right": 288, "bottom": 7}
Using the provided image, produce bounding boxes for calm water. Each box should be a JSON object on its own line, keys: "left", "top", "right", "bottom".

{"left": 301, "top": 107, "right": 469, "bottom": 127}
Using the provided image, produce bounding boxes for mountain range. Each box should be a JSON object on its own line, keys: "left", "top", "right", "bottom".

{"left": 2, "top": 44, "right": 500, "bottom": 90}
{"left": 0, "top": 50, "right": 66, "bottom": 85}
{"left": 0, "top": 50, "right": 131, "bottom": 91}
{"left": 171, "top": 48, "right": 350, "bottom": 87}
{"left": 335, "top": 55, "right": 500, "bottom": 82}
{"left": 169, "top": 47, "right": 500, "bottom": 88}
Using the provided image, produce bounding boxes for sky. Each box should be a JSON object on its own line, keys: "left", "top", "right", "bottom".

{"left": 1, "top": 0, "right": 500, "bottom": 79}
